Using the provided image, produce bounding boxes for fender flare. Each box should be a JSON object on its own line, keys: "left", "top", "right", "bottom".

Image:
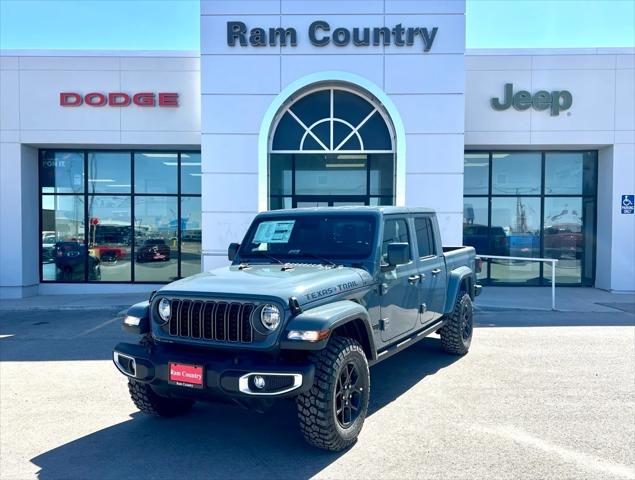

{"left": 281, "top": 300, "right": 376, "bottom": 360}
{"left": 443, "top": 266, "right": 474, "bottom": 314}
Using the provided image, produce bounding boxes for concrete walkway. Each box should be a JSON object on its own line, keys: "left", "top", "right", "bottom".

{"left": 0, "top": 286, "right": 633, "bottom": 314}
{"left": 477, "top": 286, "right": 635, "bottom": 313}
{"left": 0, "top": 292, "right": 150, "bottom": 311}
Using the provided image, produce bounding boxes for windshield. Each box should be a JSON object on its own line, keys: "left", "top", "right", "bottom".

{"left": 239, "top": 215, "right": 377, "bottom": 261}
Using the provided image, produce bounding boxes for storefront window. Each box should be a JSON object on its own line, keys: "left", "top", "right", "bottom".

{"left": 181, "top": 197, "right": 202, "bottom": 278}
{"left": 464, "top": 153, "right": 489, "bottom": 195}
{"left": 134, "top": 196, "right": 178, "bottom": 282}
{"left": 41, "top": 195, "right": 87, "bottom": 281}
{"left": 88, "top": 152, "right": 131, "bottom": 194}
{"left": 88, "top": 196, "right": 132, "bottom": 281}
{"left": 269, "top": 86, "right": 395, "bottom": 208}
{"left": 490, "top": 197, "right": 541, "bottom": 284}
{"left": 463, "top": 151, "right": 597, "bottom": 286}
{"left": 492, "top": 152, "right": 541, "bottom": 195}
{"left": 41, "top": 151, "right": 84, "bottom": 194}
{"left": 134, "top": 152, "right": 178, "bottom": 194}
{"left": 544, "top": 151, "right": 596, "bottom": 196}
{"left": 295, "top": 154, "right": 367, "bottom": 196}
{"left": 463, "top": 197, "right": 489, "bottom": 281}
{"left": 40, "top": 150, "right": 201, "bottom": 283}
{"left": 543, "top": 197, "right": 584, "bottom": 284}
{"left": 370, "top": 154, "right": 393, "bottom": 196}
{"left": 180, "top": 153, "right": 201, "bottom": 195}
{"left": 270, "top": 154, "right": 293, "bottom": 195}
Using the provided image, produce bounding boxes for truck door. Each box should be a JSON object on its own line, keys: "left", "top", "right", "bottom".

{"left": 413, "top": 216, "right": 447, "bottom": 323}
{"left": 379, "top": 217, "right": 420, "bottom": 342}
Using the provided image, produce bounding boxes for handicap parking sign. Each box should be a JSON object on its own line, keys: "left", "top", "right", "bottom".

{"left": 622, "top": 195, "right": 634, "bottom": 214}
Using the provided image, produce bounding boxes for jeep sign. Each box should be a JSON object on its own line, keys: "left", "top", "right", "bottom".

{"left": 60, "top": 92, "right": 179, "bottom": 107}
{"left": 491, "top": 83, "right": 572, "bottom": 116}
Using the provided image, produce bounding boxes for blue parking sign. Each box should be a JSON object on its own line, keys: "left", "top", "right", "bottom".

{"left": 622, "top": 195, "right": 634, "bottom": 214}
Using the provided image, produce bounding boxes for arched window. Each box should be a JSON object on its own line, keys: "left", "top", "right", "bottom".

{"left": 269, "top": 86, "right": 395, "bottom": 209}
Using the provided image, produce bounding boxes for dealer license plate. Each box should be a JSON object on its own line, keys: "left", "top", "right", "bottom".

{"left": 169, "top": 362, "right": 204, "bottom": 389}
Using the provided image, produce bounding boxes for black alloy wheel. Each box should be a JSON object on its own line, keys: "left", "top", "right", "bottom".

{"left": 461, "top": 304, "right": 473, "bottom": 341}
{"left": 335, "top": 361, "right": 364, "bottom": 428}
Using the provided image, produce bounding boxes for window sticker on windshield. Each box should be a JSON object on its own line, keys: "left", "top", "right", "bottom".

{"left": 253, "top": 220, "right": 296, "bottom": 244}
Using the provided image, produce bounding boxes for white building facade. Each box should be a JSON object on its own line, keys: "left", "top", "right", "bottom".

{"left": 1, "top": 0, "right": 633, "bottom": 298}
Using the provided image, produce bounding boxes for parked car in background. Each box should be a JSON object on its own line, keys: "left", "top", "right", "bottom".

{"left": 463, "top": 224, "right": 509, "bottom": 257}
{"left": 91, "top": 245, "right": 127, "bottom": 264}
{"left": 544, "top": 223, "right": 583, "bottom": 260}
{"left": 42, "top": 232, "right": 57, "bottom": 263}
{"left": 54, "top": 241, "right": 101, "bottom": 280}
{"left": 136, "top": 239, "right": 171, "bottom": 263}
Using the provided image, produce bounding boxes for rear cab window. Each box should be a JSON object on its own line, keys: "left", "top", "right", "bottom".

{"left": 414, "top": 217, "right": 436, "bottom": 258}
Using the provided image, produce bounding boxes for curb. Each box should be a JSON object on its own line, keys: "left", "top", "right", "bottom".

{"left": 0, "top": 305, "right": 131, "bottom": 314}
{"left": 475, "top": 305, "right": 627, "bottom": 314}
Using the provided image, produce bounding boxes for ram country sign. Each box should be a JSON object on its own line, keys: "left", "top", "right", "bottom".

{"left": 491, "top": 83, "right": 572, "bottom": 116}
{"left": 60, "top": 92, "right": 179, "bottom": 107}
{"left": 226, "top": 21, "right": 438, "bottom": 51}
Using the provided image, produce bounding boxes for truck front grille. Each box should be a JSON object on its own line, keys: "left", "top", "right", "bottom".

{"left": 167, "top": 299, "right": 255, "bottom": 343}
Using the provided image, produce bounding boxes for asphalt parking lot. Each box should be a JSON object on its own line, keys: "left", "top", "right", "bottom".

{"left": 0, "top": 306, "right": 633, "bottom": 480}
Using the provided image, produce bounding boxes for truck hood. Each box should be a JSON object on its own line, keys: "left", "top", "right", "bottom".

{"left": 159, "top": 264, "right": 374, "bottom": 306}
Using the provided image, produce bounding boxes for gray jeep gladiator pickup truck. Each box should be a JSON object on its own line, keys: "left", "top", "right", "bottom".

{"left": 114, "top": 206, "right": 481, "bottom": 451}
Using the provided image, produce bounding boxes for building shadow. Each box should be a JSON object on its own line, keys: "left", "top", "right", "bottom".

{"left": 29, "top": 337, "right": 460, "bottom": 480}
{"left": 4, "top": 306, "right": 634, "bottom": 363}
{"left": 0, "top": 309, "right": 127, "bottom": 362}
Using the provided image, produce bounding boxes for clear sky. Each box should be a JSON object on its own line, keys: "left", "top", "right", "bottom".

{"left": 0, "top": 0, "right": 633, "bottom": 50}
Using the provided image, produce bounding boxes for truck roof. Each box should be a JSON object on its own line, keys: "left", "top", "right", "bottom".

{"left": 257, "top": 206, "right": 435, "bottom": 216}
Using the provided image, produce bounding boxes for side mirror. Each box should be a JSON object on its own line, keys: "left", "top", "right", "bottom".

{"left": 228, "top": 242, "right": 240, "bottom": 261}
{"left": 387, "top": 242, "right": 410, "bottom": 266}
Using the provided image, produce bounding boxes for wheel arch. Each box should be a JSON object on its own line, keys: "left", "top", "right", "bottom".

{"left": 444, "top": 267, "right": 475, "bottom": 314}
{"left": 332, "top": 318, "right": 374, "bottom": 361}
{"left": 282, "top": 300, "right": 377, "bottom": 361}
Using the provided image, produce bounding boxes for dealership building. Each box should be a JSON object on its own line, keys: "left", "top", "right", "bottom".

{"left": 1, "top": 0, "right": 634, "bottom": 298}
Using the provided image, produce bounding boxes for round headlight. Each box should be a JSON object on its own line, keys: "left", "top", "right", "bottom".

{"left": 157, "top": 298, "right": 171, "bottom": 324}
{"left": 260, "top": 304, "right": 281, "bottom": 331}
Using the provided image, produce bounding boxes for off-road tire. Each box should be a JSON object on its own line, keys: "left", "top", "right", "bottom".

{"left": 440, "top": 292, "right": 473, "bottom": 355}
{"left": 296, "top": 336, "right": 370, "bottom": 451}
{"left": 128, "top": 379, "right": 195, "bottom": 417}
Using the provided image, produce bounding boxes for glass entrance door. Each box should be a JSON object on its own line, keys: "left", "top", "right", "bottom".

{"left": 293, "top": 196, "right": 368, "bottom": 208}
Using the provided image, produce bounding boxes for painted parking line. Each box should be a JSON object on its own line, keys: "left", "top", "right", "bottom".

{"left": 477, "top": 424, "right": 635, "bottom": 479}
{"left": 71, "top": 316, "right": 122, "bottom": 339}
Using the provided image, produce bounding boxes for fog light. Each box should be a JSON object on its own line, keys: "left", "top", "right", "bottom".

{"left": 253, "top": 375, "right": 266, "bottom": 390}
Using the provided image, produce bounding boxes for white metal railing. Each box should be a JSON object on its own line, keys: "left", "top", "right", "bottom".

{"left": 476, "top": 255, "right": 559, "bottom": 310}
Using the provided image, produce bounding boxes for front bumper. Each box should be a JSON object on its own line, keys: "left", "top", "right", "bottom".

{"left": 113, "top": 341, "right": 314, "bottom": 400}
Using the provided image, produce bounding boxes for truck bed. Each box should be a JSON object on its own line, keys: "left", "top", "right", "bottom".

{"left": 443, "top": 245, "right": 477, "bottom": 273}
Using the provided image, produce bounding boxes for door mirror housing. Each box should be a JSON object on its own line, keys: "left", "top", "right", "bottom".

{"left": 228, "top": 243, "right": 240, "bottom": 261}
{"left": 386, "top": 242, "right": 410, "bottom": 266}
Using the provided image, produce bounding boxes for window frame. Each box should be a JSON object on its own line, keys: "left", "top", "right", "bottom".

{"left": 39, "top": 148, "right": 202, "bottom": 284}
{"left": 269, "top": 85, "right": 397, "bottom": 209}
{"left": 463, "top": 150, "right": 598, "bottom": 287}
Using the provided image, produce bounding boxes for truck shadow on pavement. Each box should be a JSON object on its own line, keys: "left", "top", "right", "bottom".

{"left": 30, "top": 337, "right": 459, "bottom": 480}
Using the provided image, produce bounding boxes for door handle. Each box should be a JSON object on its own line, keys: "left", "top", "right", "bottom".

{"left": 408, "top": 274, "right": 421, "bottom": 285}
{"left": 431, "top": 268, "right": 442, "bottom": 275}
